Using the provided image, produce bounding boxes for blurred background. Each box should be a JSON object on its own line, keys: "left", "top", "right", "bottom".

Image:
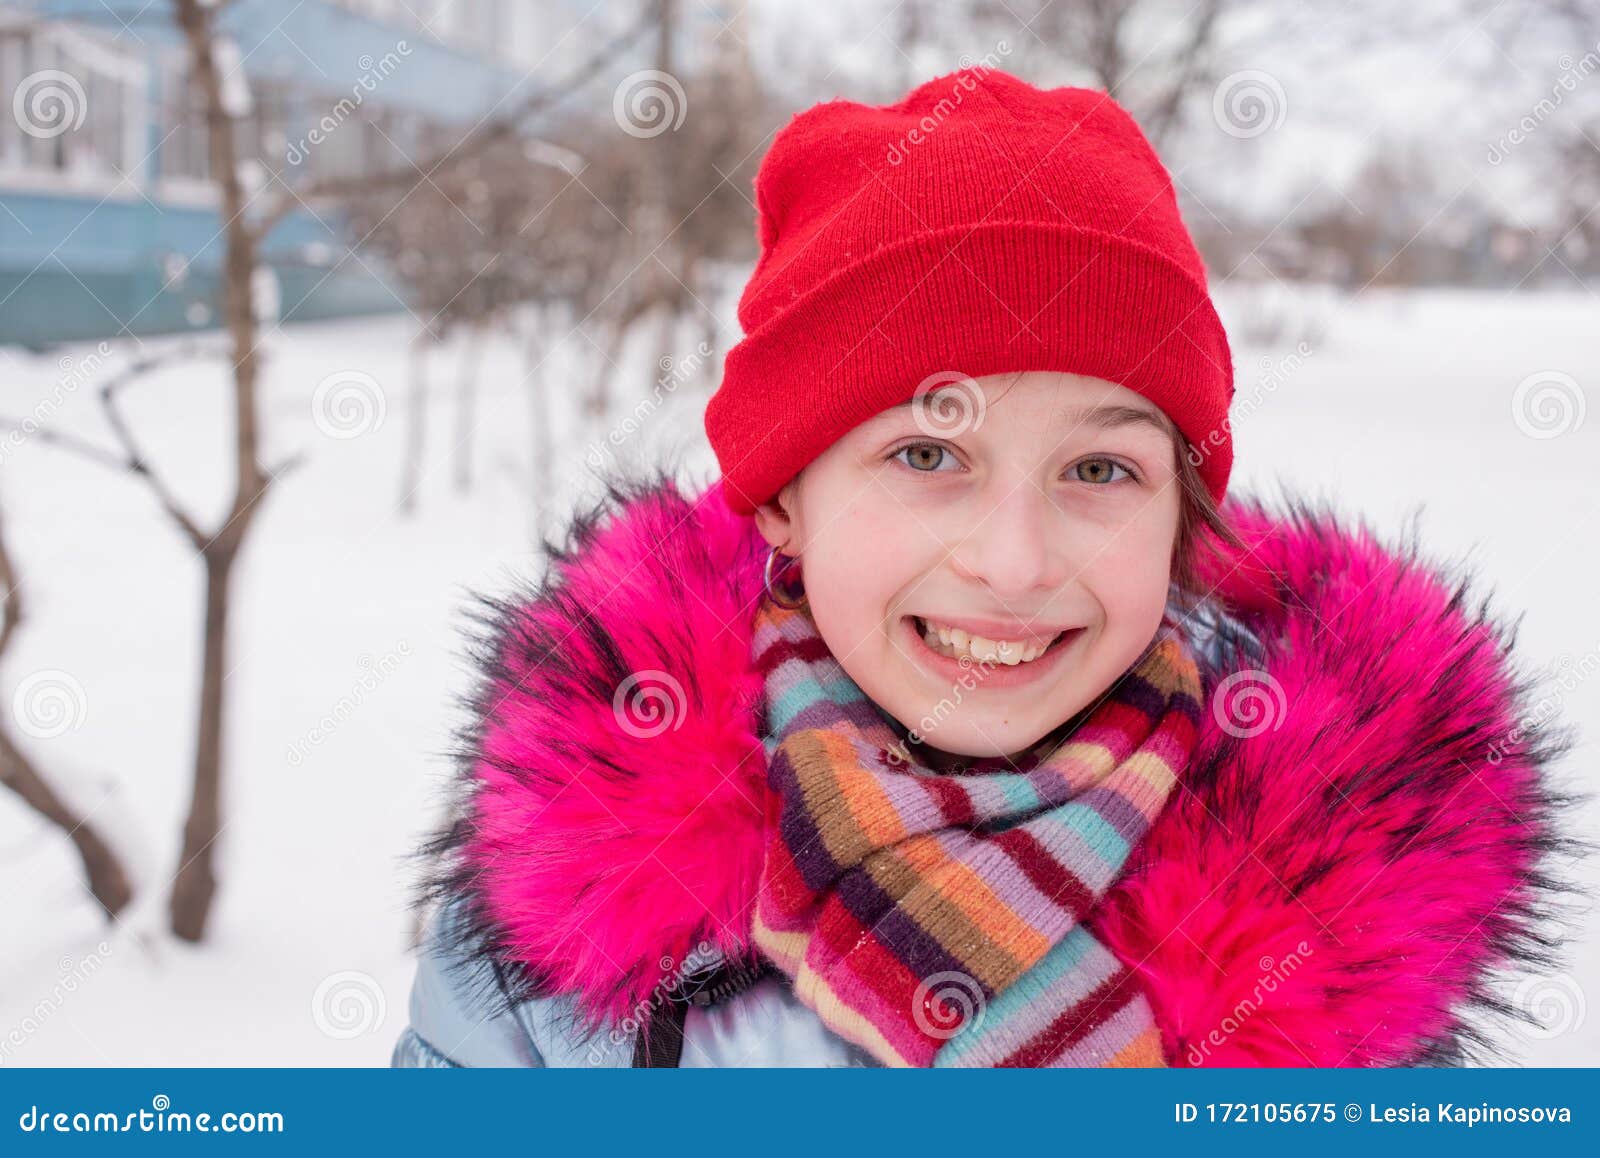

{"left": 0, "top": 0, "right": 1595, "bottom": 1066}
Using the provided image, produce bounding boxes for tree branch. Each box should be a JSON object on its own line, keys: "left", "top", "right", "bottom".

{"left": 251, "top": 12, "right": 656, "bottom": 243}
{"left": 0, "top": 501, "right": 22, "bottom": 660}
{"left": 0, "top": 420, "right": 129, "bottom": 472}
{"left": 100, "top": 372, "right": 210, "bottom": 550}
{"left": 1, "top": 343, "right": 224, "bottom": 550}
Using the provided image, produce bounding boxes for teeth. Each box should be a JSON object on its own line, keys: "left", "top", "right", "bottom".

{"left": 915, "top": 618, "right": 1063, "bottom": 665}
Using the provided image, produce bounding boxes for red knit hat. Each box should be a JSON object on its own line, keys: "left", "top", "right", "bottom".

{"left": 704, "top": 68, "right": 1234, "bottom": 514}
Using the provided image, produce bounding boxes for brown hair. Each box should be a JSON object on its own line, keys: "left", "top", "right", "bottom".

{"left": 1160, "top": 417, "right": 1245, "bottom": 610}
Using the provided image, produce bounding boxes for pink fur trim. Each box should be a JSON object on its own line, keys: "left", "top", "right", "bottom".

{"left": 1093, "top": 501, "right": 1556, "bottom": 1065}
{"left": 448, "top": 478, "right": 1567, "bottom": 1063}
{"left": 461, "top": 480, "right": 769, "bottom": 1028}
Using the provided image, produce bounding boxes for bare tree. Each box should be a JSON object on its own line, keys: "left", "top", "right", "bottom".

{"left": 556, "top": 8, "right": 769, "bottom": 433}
{"left": 963, "top": 0, "right": 1229, "bottom": 146}
{"left": 0, "top": 501, "right": 131, "bottom": 918}
{"left": 4, "top": 335, "right": 284, "bottom": 943}
{"left": 398, "top": 330, "right": 435, "bottom": 516}
{"left": 5, "top": 0, "right": 763, "bottom": 941}
{"left": 158, "top": 0, "right": 293, "bottom": 941}
{"left": 160, "top": 0, "right": 660, "bottom": 930}
{"left": 355, "top": 3, "right": 769, "bottom": 512}
{"left": 1528, "top": 0, "right": 1600, "bottom": 263}
{"left": 345, "top": 133, "right": 550, "bottom": 510}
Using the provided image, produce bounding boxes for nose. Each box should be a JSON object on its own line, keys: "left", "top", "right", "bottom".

{"left": 947, "top": 478, "right": 1073, "bottom": 602}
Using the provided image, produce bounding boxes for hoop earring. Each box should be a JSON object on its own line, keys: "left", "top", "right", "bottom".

{"left": 763, "top": 545, "right": 807, "bottom": 610}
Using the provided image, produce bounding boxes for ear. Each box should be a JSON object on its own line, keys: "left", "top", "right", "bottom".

{"left": 751, "top": 479, "right": 799, "bottom": 553}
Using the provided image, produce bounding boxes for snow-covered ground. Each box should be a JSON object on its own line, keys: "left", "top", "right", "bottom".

{"left": 0, "top": 284, "right": 1595, "bottom": 1066}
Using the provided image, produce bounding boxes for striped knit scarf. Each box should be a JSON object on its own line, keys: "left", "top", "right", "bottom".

{"left": 749, "top": 598, "right": 1202, "bottom": 1067}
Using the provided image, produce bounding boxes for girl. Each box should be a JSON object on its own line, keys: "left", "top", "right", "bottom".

{"left": 393, "top": 68, "right": 1574, "bottom": 1068}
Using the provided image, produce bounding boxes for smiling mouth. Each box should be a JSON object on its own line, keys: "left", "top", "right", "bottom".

{"left": 909, "top": 615, "right": 1075, "bottom": 667}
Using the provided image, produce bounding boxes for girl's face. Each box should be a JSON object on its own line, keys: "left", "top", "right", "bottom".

{"left": 753, "top": 371, "right": 1181, "bottom": 761}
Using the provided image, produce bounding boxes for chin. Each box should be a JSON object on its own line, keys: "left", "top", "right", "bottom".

{"left": 898, "top": 713, "right": 1054, "bottom": 760}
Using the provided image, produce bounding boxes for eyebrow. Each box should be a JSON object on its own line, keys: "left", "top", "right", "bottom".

{"left": 1062, "top": 403, "right": 1172, "bottom": 435}
{"left": 891, "top": 396, "right": 1170, "bottom": 435}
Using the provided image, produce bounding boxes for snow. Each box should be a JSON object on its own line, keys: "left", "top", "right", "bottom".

{"left": 212, "top": 38, "right": 254, "bottom": 119}
{"left": 0, "top": 284, "right": 1595, "bottom": 1066}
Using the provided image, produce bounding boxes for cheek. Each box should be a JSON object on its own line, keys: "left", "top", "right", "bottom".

{"left": 800, "top": 502, "right": 931, "bottom": 643}
{"left": 806, "top": 491, "right": 927, "bottom": 587}
{"left": 1079, "top": 510, "right": 1178, "bottom": 622}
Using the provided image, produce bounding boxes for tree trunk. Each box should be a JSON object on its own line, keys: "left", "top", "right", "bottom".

{"left": 0, "top": 725, "right": 132, "bottom": 917}
{"left": 400, "top": 331, "right": 430, "bottom": 515}
{"left": 582, "top": 313, "right": 619, "bottom": 425}
{"left": 652, "top": 303, "right": 678, "bottom": 397}
{"left": 169, "top": 547, "right": 235, "bottom": 941}
{"left": 171, "top": 0, "right": 272, "bottom": 941}
{"left": 453, "top": 322, "right": 485, "bottom": 495}
{"left": 523, "top": 310, "right": 555, "bottom": 519}
{"left": 700, "top": 312, "right": 719, "bottom": 382}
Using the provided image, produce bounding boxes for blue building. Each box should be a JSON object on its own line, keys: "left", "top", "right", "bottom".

{"left": 0, "top": 0, "right": 612, "bottom": 348}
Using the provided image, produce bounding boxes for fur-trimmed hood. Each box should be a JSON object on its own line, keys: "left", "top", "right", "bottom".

{"left": 423, "top": 474, "right": 1580, "bottom": 1067}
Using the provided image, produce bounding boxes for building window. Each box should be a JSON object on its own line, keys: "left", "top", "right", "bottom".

{"left": 158, "top": 60, "right": 210, "bottom": 183}
{"left": 0, "top": 24, "right": 143, "bottom": 185}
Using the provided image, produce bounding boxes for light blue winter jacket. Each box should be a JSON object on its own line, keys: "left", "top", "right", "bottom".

{"left": 392, "top": 900, "right": 875, "bottom": 1067}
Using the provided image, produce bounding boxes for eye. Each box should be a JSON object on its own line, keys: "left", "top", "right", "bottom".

{"left": 1071, "top": 456, "right": 1134, "bottom": 485}
{"left": 892, "top": 443, "right": 959, "bottom": 473}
